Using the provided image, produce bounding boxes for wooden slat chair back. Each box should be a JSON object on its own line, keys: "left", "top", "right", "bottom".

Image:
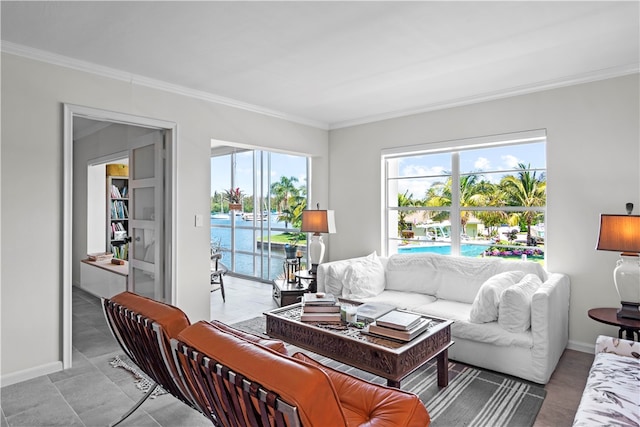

{"left": 172, "top": 339, "right": 302, "bottom": 427}
{"left": 102, "top": 292, "right": 200, "bottom": 426}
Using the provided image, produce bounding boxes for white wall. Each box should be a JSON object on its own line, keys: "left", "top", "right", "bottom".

{"left": 328, "top": 74, "right": 640, "bottom": 351}
{"left": 0, "top": 53, "right": 329, "bottom": 383}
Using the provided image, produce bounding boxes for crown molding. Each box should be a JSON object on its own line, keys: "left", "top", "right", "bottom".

{"left": 329, "top": 64, "right": 640, "bottom": 130}
{"left": 3, "top": 41, "right": 637, "bottom": 132}
{"left": 1, "top": 41, "right": 329, "bottom": 130}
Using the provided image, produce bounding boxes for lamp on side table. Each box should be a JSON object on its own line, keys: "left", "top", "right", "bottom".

{"left": 301, "top": 203, "right": 336, "bottom": 275}
{"left": 596, "top": 203, "right": 640, "bottom": 320}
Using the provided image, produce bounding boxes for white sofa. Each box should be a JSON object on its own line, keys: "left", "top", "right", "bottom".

{"left": 317, "top": 252, "right": 570, "bottom": 384}
{"left": 573, "top": 335, "right": 640, "bottom": 426}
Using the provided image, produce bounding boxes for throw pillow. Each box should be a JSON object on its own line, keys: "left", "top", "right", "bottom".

{"left": 469, "top": 271, "right": 526, "bottom": 323}
{"left": 498, "top": 274, "right": 543, "bottom": 333}
{"left": 341, "top": 254, "right": 385, "bottom": 299}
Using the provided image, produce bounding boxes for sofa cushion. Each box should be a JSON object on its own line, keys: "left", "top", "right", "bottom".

{"left": 323, "top": 252, "right": 378, "bottom": 296}
{"left": 469, "top": 271, "right": 526, "bottom": 323}
{"left": 386, "top": 253, "right": 521, "bottom": 302}
{"left": 293, "top": 352, "right": 431, "bottom": 427}
{"left": 414, "top": 299, "right": 533, "bottom": 348}
{"left": 494, "top": 257, "right": 548, "bottom": 282}
{"left": 358, "top": 289, "right": 437, "bottom": 311}
{"left": 573, "top": 338, "right": 640, "bottom": 427}
{"left": 208, "top": 320, "right": 288, "bottom": 354}
{"left": 386, "top": 253, "right": 496, "bottom": 295}
{"left": 342, "top": 254, "right": 385, "bottom": 299}
{"left": 110, "top": 291, "right": 190, "bottom": 338}
{"left": 498, "top": 274, "right": 543, "bottom": 332}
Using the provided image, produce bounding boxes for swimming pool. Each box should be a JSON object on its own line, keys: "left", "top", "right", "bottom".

{"left": 398, "top": 244, "right": 488, "bottom": 257}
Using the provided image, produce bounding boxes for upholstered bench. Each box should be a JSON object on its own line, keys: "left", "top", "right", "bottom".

{"left": 573, "top": 335, "right": 640, "bottom": 426}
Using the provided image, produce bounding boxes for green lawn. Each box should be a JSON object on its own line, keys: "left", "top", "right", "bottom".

{"left": 260, "top": 232, "right": 307, "bottom": 245}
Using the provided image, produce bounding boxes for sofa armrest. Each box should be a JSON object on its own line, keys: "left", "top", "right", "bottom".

{"left": 530, "top": 272, "right": 571, "bottom": 383}
{"left": 595, "top": 335, "right": 640, "bottom": 358}
{"left": 292, "top": 353, "right": 430, "bottom": 427}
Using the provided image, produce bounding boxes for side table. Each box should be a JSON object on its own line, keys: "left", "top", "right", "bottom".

{"left": 588, "top": 307, "right": 640, "bottom": 341}
{"left": 294, "top": 269, "right": 317, "bottom": 293}
{"left": 272, "top": 278, "right": 309, "bottom": 307}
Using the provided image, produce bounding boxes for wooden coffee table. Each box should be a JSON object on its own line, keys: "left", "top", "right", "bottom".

{"left": 264, "top": 303, "right": 453, "bottom": 388}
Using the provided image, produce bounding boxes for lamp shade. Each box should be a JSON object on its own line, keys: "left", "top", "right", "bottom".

{"left": 596, "top": 214, "right": 640, "bottom": 254}
{"left": 301, "top": 210, "right": 336, "bottom": 234}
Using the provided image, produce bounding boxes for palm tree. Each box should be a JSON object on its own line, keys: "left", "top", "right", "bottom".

{"left": 474, "top": 186, "right": 509, "bottom": 238}
{"left": 424, "top": 174, "right": 489, "bottom": 234}
{"left": 500, "top": 163, "right": 546, "bottom": 245}
{"left": 271, "top": 176, "right": 300, "bottom": 227}
{"left": 397, "top": 190, "right": 416, "bottom": 235}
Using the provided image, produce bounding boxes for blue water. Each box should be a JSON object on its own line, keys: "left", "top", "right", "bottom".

{"left": 210, "top": 215, "right": 297, "bottom": 280}
{"left": 398, "top": 244, "right": 488, "bottom": 257}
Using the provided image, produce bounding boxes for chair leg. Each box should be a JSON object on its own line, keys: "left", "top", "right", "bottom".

{"left": 220, "top": 275, "right": 226, "bottom": 302}
{"left": 109, "top": 383, "right": 159, "bottom": 427}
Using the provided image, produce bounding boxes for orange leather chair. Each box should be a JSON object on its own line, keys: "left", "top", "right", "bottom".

{"left": 174, "top": 320, "right": 431, "bottom": 427}
{"left": 103, "top": 292, "right": 197, "bottom": 426}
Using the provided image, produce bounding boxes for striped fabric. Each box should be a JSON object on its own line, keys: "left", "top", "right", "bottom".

{"left": 236, "top": 315, "right": 546, "bottom": 427}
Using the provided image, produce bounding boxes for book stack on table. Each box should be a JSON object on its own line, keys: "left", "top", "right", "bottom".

{"left": 365, "top": 310, "right": 433, "bottom": 342}
{"left": 300, "top": 293, "right": 341, "bottom": 322}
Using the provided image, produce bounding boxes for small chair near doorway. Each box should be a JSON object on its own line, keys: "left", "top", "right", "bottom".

{"left": 211, "top": 251, "right": 227, "bottom": 302}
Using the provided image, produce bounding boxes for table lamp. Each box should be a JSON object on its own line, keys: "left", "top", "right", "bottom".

{"left": 596, "top": 202, "right": 640, "bottom": 319}
{"left": 301, "top": 204, "right": 336, "bottom": 274}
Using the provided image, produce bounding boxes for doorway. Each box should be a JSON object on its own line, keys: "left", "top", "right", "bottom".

{"left": 63, "top": 104, "right": 177, "bottom": 369}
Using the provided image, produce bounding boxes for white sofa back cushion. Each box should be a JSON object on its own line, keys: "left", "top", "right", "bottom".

{"left": 342, "top": 255, "right": 386, "bottom": 299}
{"left": 386, "top": 253, "right": 541, "bottom": 304}
{"left": 498, "top": 273, "right": 543, "bottom": 332}
{"left": 385, "top": 253, "right": 445, "bottom": 295}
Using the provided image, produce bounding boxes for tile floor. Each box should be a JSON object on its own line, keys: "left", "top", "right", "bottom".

{"left": 0, "top": 276, "right": 275, "bottom": 427}
{"left": 1, "top": 275, "right": 592, "bottom": 426}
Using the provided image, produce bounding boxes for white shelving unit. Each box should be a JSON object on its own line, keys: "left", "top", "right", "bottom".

{"left": 107, "top": 173, "right": 129, "bottom": 260}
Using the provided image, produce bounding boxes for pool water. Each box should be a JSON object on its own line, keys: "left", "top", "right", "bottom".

{"left": 398, "top": 244, "right": 488, "bottom": 257}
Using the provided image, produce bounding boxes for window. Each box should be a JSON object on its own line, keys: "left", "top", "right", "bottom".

{"left": 384, "top": 130, "right": 546, "bottom": 264}
{"left": 211, "top": 149, "right": 309, "bottom": 281}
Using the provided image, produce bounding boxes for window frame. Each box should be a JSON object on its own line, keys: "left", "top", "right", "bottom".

{"left": 382, "top": 129, "right": 547, "bottom": 258}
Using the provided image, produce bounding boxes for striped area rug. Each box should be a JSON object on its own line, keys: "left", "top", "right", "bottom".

{"left": 232, "top": 316, "right": 546, "bottom": 427}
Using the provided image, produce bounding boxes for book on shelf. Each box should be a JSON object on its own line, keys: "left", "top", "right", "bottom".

{"left": 365, "top": 317, "right": 433, "bottom": 342}
{"left": 300, "top": 311, "right": 342, "bottom": 323}
{"left": 302, "top": 304, "right": 340, "bottom": 313}
{"left": 110, "top": 184, "right": 128, "bottom": 199}
{"left": 110, "top": 185, "right": 119, "bottom": 199}
{"left": 375, "top": 310, "right": 423, "bottom": 331}
{"left": 356, "top": 302, "right": 396, "bottom": 322}
{"left": 302, "top": 292, "right": 336, "bottom": 306}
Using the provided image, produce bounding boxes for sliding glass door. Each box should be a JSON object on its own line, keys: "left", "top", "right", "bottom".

{"left": 211, "top": 149, "right": 308, "bottom": 281}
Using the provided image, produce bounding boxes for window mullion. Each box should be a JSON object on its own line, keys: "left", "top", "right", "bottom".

{"left": 451, "top": 152, "right": 461, "bottom": 255}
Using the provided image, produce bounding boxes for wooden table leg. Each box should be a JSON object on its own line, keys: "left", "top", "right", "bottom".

{"left": 437, "top": 348, "right": 449, "bottom": 387}
{"left": 387, "top": 378, "right": 401, "bottom": 388}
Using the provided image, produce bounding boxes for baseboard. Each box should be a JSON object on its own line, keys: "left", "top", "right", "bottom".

{"left": 567, "top": 339, "right": 595, "bottom": 354}
{"left": 1, "top": 361, "right": 63, "bottom": 387}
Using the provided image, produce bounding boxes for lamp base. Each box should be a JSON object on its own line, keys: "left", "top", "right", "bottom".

{"left": 617, "top": 301, "right": 640, "bottom": 320}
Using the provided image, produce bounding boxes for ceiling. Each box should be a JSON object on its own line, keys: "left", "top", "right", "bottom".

{"left": 2, "top": 1, "right": 638, "bottom": 130}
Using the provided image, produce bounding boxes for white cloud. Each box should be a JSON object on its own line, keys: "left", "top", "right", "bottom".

{"left": 398, "top": 164, "right": 449, "bottom": 198}
{"left": 401, "top": 164, "right": 447, "bottom": 177}
{"left": 501, "top": 154, "right": 520, "bottom": 168}
{"left": 474, "top": 157, "right": 491, "bottom": 170}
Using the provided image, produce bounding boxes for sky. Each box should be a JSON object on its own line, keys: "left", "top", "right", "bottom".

{"left": 210, "top": 141, "right": 545, "bottom": 201}
{"left": 396, "top": 141, "right": 546, "bottom": 199}
{"left": 211, "top": 151, "right": 307, "bottom": 197}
